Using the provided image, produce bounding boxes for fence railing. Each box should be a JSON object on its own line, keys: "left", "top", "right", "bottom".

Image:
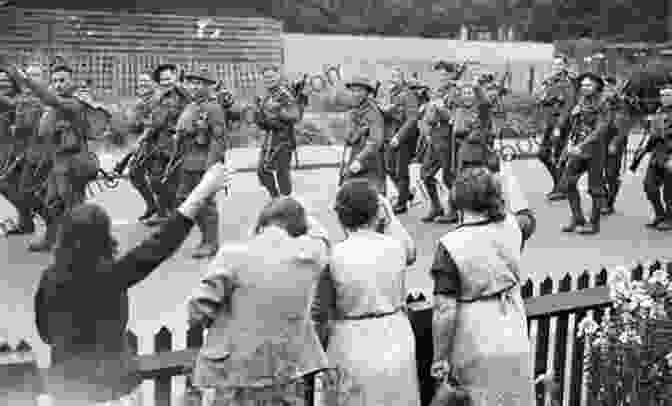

{"left": 2, "top": 260, "right": 669, "bottom": 405}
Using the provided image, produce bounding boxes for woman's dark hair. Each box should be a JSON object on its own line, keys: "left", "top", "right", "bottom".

{"left": 254, "top": 197, "right": 309, "bottom": 237}
{"left": 334, "top": 179, "right": 379, "bottom": 230}
{"left": 451, "top": 167, "right": 506, "bottom": 222}
{"left": 50, "top": 203, "right": 118, "bottom": 286}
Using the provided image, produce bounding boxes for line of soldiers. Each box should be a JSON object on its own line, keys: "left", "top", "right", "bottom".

{"left": 329, "top": 60, "right": 507, "bottom": 225}
{"left": 534, "top": 55, "right": 672, "bottom": 234}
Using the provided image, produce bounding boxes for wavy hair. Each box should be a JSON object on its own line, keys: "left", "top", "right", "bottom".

{"left": 333, "top": 179, "right": 379, "bottom": 231}
{"left": 253, "top": 197, "right": 309, "bottom": 238}
{"left": 451, "top": 167, "right": 506, "bottom": 222}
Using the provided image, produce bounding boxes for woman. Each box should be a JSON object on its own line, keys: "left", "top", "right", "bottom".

{"left": 311, "top": 179, "right": 419, "bottom": 406}
{"left": 429, "top": 167, "right": 534, "bottom": 406}
{"left": 187, "top": 196, "right": 332, "bottom": 406}
{"left": 33, "top": 162, "right": 233, "bottom": 406}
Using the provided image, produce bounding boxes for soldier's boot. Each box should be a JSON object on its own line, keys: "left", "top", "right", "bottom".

{"left": 602, "top": 181, "right": 620, "bottom": 216}
{"left": 421, "top": 181, "right": 444, "bottom": 223}
{"left": 645, "top": 191, "right": 667, "bottom": 229}
{"left": 392, "top": 179, "right": 411, "bottom": 214}
{"left": 28, "top": 218, "right": 58, "bottom": 252}
{"left": 577, "top": 198, "right": 602, "bottom": 235}
{"left": 192, "top": 209, "right": 219, "bottom": 259}
{"left": 144, "top": 186, "right": 173, "bottom": 226}
{"left": 561, "top": 191, "right": 586, "bottom": 232}
{"left": 435, "top": 187, "right": 459, "bottom": 224}
{"left": 136, "top": 182, "right": 159, "bottom": 222}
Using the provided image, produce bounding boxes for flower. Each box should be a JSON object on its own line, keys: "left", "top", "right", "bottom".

{"left": 665, "top": 352, "right": 672, "bottom": 369}
{"left": 578, "top": 315, "right": 599, "bottom": 337}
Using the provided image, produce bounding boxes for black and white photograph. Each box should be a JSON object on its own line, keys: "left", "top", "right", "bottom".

{"left": 0, "top": 0, "right": 671, "bottom": 405}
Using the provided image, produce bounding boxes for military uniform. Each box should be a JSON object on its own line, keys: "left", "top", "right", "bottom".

{"left": 339, "top": 75, "right": 386, "bottom": 193}
{"left": 558, "top": 73, "right": 609, "bottom": 235}
{"left": 381, "top": 79, "right": 421, "bottom": 213}
{"left": 2, "top": 90, "right": 49, "bottom": 235}
{"left": 535, "top": 71, "right": 577, "bottom": 200}
{"left": 122, "top": 89, "right": 160, "bottom": 221}
{"left": 600, "top": 79, "right": 633, "bottom": 215}
{"left": 255, "top": 79, "right": 301, "bottom": 198}
{"left": 173, "top": 68, "right": 227, "bottom": 258}
{"left": 642, "top": 103, "right": 672, "bottom": 230}
{"left": 143, "top": 79, "right": 190, "bottom": 225}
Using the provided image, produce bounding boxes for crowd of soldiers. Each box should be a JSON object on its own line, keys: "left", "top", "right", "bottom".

{"left": 0, "top": 51, "right": 671, "bottom": 257}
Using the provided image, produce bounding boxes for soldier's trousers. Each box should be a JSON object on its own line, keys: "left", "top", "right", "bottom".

{"left": 257, "top": 139, "right": 293, "bottom": 198}
{"left": 15, "top": 158, "right": 50, "bottom": 226}
{"left": 176, "top": 168, "right": 219, "bottom": 245}
{"left": 604, "top": 139, "right": 627, "bottom": 208}
{"left": 385, "top": 132, "right": 418, "bottom": 204}
{"left": 128, "top": 160, "right": 158, "bottom": 213}
{"left": 643, "top": 161, "right": 672, "bottom": 219}
{"left": 148, "top": 152, "right": 178, "bottom": 215}
{"left": 420, "top": 135, "right": 458, "bottom": 211}
{"left": 538, "top": 122, "right": 568, "bottom": 189}
{"left": 559, "top": 153, "right": 606, "bottom": 224}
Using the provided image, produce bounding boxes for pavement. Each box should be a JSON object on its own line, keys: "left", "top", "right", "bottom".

{"left": 1, "top": 137, "right": 670, "bottom": 366}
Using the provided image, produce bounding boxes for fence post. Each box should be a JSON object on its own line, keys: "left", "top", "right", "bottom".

{"left": 154, "top": 327, "right": 173, "bottom": 406}
{"left": 528, "top": 66, "right": 535, "bottom": 95}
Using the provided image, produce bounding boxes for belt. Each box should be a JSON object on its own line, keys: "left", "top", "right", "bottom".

{"left": 337, "top": 308, "right": 402, "bottom": 321}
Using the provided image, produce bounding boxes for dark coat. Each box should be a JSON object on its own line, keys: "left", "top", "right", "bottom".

{"left": 34, "top": 212, "right": 194, "bottom": 403}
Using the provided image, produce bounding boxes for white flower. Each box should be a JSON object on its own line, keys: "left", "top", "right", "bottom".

{"left": 648, "top": 269, "right": 669, "bottom": 286}
{"left": 578, "top": 315, "right": 599, "bottom": 337}
{"left": 665, "top": 352, "right": 672, "bottom": 369}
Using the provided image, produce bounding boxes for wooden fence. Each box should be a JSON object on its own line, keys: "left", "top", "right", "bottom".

{"left": 2, "top": 260, "right": 670, "bottom": 405}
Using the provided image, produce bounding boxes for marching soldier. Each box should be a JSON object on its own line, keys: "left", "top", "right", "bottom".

{"left": 172, "top": 66, "right": 227, "bottom": 258}
{"left": 535, "top": 55, "right": 578, "bottom": 201}
{"left": 338, "top": 75, "right": 386, "bottom": 193}
{"left": 383, "top": 67, "right": 421, "bottom": 214}
{"left": 0, "top": 68, "right": 25, "bottom": 232}
{"left": 114, "top": 71, "right": 160, "bottom": 221}
{"left": 0, "top": 64, "right": 49, "bottom": 236}
{"left": 143, "top": 63, "right": 190, "bottom": 226}
{"left": 254, "top": 64, "right": 302, "bottom": 198}
{"left": 640, "top": 84, "right": 672, "bottom": 231}
{"left": 601, "top": 76, "right": 631, "bottom": 216}
{"left": 0, "top": 58, "right": 99, "bottom": 252}
{"left": 559, "top": 72, "right": 609, "bottom": 235}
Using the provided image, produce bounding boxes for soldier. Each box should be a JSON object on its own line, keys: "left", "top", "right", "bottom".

{"left": 640, "top": 84, "right": 672, "bottom": 230}
{"left": 338, "top": 75, "right": 386, "bottom": 193}
{"left": 143, "top": 63, "right": 190, "bottom": 226}
{"left": 254, "top": 65, "right": 302, "bottom": 198}
{"left": 600, "top": 76, "right": 631, "bottom": 216}
{"left": 172, "top": 66, "right": 227, "bottom": 258}
{"left": 384, "top": 66, "right": 421, "bottom": 214}
{"left": 558, "top": 72, "right": 609, "bottom": 235}
{"left": 0, "top": 64, "right": 49, "bottom": 236}
{"left": 114, "top": 71, "right": 160, "bottom": 221}
{"left": 0, "top": 69, "right": 23, "bottom": 232}
{"left": 534, "top": 55, "right": 578, "bottom": 201}
{"left": 0, "top": 58, "right": 99, "bottom": 251}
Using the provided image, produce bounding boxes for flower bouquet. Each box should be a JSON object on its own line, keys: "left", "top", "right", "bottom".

{"left": 577, "top": 265, "right": 672, "bottom": 406}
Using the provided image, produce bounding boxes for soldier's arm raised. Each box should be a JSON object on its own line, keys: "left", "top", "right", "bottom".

{"left": 4, "top": 66, "right": 72, "bottom": 112}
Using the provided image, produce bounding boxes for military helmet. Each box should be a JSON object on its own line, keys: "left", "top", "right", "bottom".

{"left": 433, "top": 59, "right": 458, "bottom": 73}
{"left": 152, "top": 63, "right": 179, "bottom": 83}
{"left": 577, "top": 72, "right": 605, "bottom": 92}
{"left": 183, "top": 66, "right": 217, "bottom": 85}
{"left": 345, "top": 75, "right": 377, "bottom": 94}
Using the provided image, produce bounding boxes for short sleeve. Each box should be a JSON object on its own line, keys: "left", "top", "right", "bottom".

{"left": 430, "top": 244, "right": 461, "bottom": 297}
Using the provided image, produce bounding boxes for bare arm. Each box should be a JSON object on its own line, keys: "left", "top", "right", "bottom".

{"left": 187, "top": 254, "right": 239, "bottom": 328}
{"left": 430, "top": 244, "right": 461, "bottom": 362}
{"left": 378, "top": 195, "right": 416, "bottom": 265}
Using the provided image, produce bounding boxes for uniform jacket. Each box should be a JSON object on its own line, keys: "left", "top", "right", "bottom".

{"left": 12, "top": 92, "right": 44, "bottom": 156}
{"left": 422, "top": 84, "right": 458, "bottom": 139}
{"left": 536, "top": 72, "right": 577, "bottom": 129}
{"left": 342, "top": 96, "right": 385, "bottom": 186}
{"left": 188, "top": 220, "right": 331, "bottom": 389}
{"left": 650, "top": 106, "right": 672, "bottom": 166}
{"left": 125, "top": 92, "right": 155, "bottom": 135}
{"left": 175, "top": 95, "right": 227, "bottom": 171}
{"left": 149, "top": 85, "right": 190, "bottom": 151}
{"left": 567, "top": 96, "right": 610, "bottom": 159}
{"left": 381, "top": 83, "right": 421, "bottom": 143}
{"left": 34, "top": 213, "right": 195, "bottom": 403}
{"left": 39, "top": 93, "right": 88, "bottom": 156}
{"left": 256, "top": 84, "right": 300, "bottom": 146}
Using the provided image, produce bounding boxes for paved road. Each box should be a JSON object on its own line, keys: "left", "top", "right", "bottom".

{"left": 1, "top": 142, "right": 670, "bottom": 365}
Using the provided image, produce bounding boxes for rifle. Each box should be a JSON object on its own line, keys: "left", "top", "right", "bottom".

{"left": 629, "top": 118, "right": 661, "bottom": 172}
